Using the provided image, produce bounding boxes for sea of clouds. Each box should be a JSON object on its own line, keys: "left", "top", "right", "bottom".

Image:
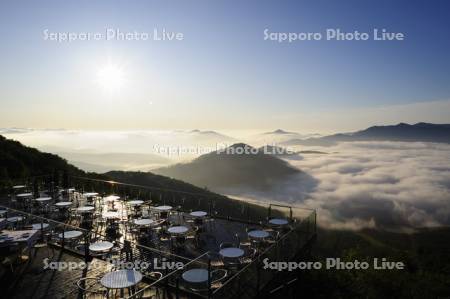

{"left": 3, "top": 128, "right": 449, "bottom": 231}
{"left": 287, "top": 142, "right": 450, "bottom": 230}
{"left": 231, "top": 141, "right": 450, "bottom": 231}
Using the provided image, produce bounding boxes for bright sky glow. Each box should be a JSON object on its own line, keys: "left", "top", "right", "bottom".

{"left": 96, "top": 63, "right": 126, "bottom": 94}
{"left": 0, "top": 0, "right": 449, "bottom": 132}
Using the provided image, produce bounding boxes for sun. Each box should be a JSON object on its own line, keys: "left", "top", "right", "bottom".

{"left": 95, "top": 63, "right": 126, "bottom": 93}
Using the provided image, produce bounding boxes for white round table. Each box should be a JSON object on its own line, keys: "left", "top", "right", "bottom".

{"left": 248, "top": 230, "right": 270, "bottom": 239}
{"left": 77, "top": 206, "right": 95, "bottom": 213}
{"left": 134, "top": 219, "right": 154, "bottom": 226}
{"left": 103, "top": 211, "right": 120, "bottom": 219}
{"left": 104, "top": 195, "right": 120, "bottom": 202}
{"left": 100, "top": 269, "right": 143, "bottom": 289}
{"left": 155, "top": 205, "right": 172, "bottom": 211}
{"left": 219, "top": 247, "right": 245, "bottom": 258}
{"left": 13, "top": 185, "right": 26, "bottom": 189}
{"left": 89, "top": 241, "right": 114, "bottom": 252}
{"left": 83, "top": 192, "right": 99, "bottom": 197}
{"left": 17, "top": 193, "right": 33, "bottom": 198}
{"left": 58, "top": 230, "right": 83, "bottom": 239}
{"left": 128, "top": 200, "right": 144, "bottom": 206}
{"left": 31, "top": 223, "right": 50, "bottom": 230}
{"left": 182, "top": 268, "right": 209, "bottom": 283}
{"left": 7, "top": 216, "right": 23, "bottom": 223}
{"left": 190, "top": 211, "right": 207, "bottom": 218}
{"left": 55, "top": 201, "right": 72, "bottom": 207}
{"left": 35, "top": 197, "right": 52, "bottom": 202}
{"left": 168, "top": 226, "right": 189, "bottom": 234}
{"left": 269, "top": 218, "right": 289, "bottom": 226}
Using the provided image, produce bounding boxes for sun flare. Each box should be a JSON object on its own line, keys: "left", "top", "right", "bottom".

{"left": 96, "top": 63, "right": 126, "bottom": 93}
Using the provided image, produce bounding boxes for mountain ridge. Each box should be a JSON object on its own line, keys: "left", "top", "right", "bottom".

{"left": 154, "top": 143, "right": 302, "bottom": 192}
{"left": 281, "top": 122, "right": 450, "bottom": 146}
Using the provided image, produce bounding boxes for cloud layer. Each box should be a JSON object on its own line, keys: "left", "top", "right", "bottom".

{"left": 288, "top": 141, "right": 450, "bottom": 230}
{"left": 230, "top": 141, "right": 450, "bottom": 231}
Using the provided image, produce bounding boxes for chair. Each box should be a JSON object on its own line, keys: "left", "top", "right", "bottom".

{"left": 32, "top": 231, "right": 55, "bottom": 261}
{"left": 148, "top": 271, "right": 163, "bottom": 281}
{"left": 76, "top": 277, "right": 107, "bottom": 298}
{"left": 219, "top": 242, "right": 235, "bottom": 250}
{"left": 210, "top": 268, "right": 228, "bottom": 288}
{"left": 207, "top": 252, "right": 224, "bottom": 268}
{"left": 235, "top": 233, "right": 251, "bottom": 249}
{"left": 189, "top": 269, "right": 228, "bottom": 292}
{"left": 265, "top": 230, "right": 280, "bottom": 244}
{"left": 240, "top": 247, "right": 257, "bottom": 264}
{"left": 0, "top": 243, "right": 20, "bottom": 272}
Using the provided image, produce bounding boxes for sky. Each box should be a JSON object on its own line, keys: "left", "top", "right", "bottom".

{"left": 0, "top": 0, "right": 450, "bottom": 133}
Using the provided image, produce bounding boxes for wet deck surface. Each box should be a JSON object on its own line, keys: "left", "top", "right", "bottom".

{"left": 4, "top": 248, "right": 108, "bottom": 299}
{"left": 0, "top": 193, "right": 301, "bottom": 299}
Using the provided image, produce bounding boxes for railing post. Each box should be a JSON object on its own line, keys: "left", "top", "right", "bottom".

{"left": 208, "top": 258, "right": 212, "bottom": 299}
{"left": 314, "top": 210, "right": 317, "bottom": 234}
{"left": 84, "top": 232, "right": 90, "bottom": 262}
{"left": 62, "top": 228, "right": 65, "bottom": 249}
{"left": 256, "top": 256, "right": 261, "bottom": 296}
{"left": 237, "top": 273, "right": 241, "bottom": 299}
{"left": 209, "top": 198, "right": 212, "bottom": 217}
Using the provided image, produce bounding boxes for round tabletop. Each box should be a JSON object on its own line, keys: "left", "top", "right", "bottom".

{"left": 219, "top": 247, "right": 245, "bottom": 258}
{"left": 55, "top": 201, "right": 72, "bottom": 207}
{"left": 103, "top": 211, "right": 120, "bottom": 219}
{"left": 35, "top": 197, "right": 52, "bottom": 202}
{"left": 104, "top": 195, "right": 120, "bottom": 202}
{"left": 190, "top": 211, "right": 207, "bottom": 217}
{"left": 17, "top": 193, "right": 33, "bottom": 198}
{"left": 182, "top": 268, "right": 209, "bottom": 283}
{"left": 13, "top": 185, "right": 26, "bottom": 189}
{"left": 89, "top": 241, "right": 114, "bottom": 252}
{"left": 168, "top": 226, "right": 189, "bottom": 234}
{"left": 155, "top": 205, "right": 172, "bottom": 211}
{"left": 32, "top": 223, "right": 50, "bottom": 230}
{"left": 77, "top": 206, "right": 95, "bottom": 213}
{"left": 100, "top": 270, "right": 143, "bottom": 289}
{"left": 128, "top": 200, "right": 144, "bottom": 206}
{"left": 134, "top": 218, "right": 154, "bottom": 226}
{"left": 58, "top": 230, "right": 83, "bottom": 239}
{"left": 248, "top": 230, "right": 270, "bottom": 239}
{"left": 83, "top": 192, "right": 99, "bottom": 197}
{"left": 7, "top": 216, "right": 23, "bottom": 222}
{"left": 269, "top": 218, "right": 289, "bottom": 226}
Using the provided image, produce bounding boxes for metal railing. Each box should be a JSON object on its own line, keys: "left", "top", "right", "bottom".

{"left": 1, "top": 174, "right": 317, "bottom": 298}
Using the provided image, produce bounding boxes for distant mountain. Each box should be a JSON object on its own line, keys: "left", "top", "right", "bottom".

{"left": 105, "top": 171, "right": 228, "bottom": 199}
{"left": 263, "top": 129, "right": 297, "bottom": 135}
{"left": 258, "top": 145, "right": 298, "bottom": 156}
{"left": 281, "top": 123, "right": 450, "bottom": 146}
{"left": 188, "top": 129, "right": 236, "bottom": 142}
{"left": 0, "top": 135, "right": 229, "bottom": 200}
{"left": 153, "top": 143, "right": 301, "bottom": 192}
{"left": 254, "top": 129, "right": 321, "bottom": 145}
{"left": 0, "top": 135, "right": 84, "bottom": 180}
{"left": 57, "top": 152, "right": 171, "bottom": 172}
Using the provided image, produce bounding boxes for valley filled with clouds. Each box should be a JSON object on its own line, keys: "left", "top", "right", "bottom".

{"left": 280, "top": 141, "right": 450, "bottom": 231}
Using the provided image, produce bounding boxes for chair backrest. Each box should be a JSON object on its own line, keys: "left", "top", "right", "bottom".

{"left": 219, "top": 242, "right": 234, "bottom": 249}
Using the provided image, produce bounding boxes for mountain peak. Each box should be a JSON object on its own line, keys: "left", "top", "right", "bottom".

{"left": 228, "top": 142, "right": 253, "bottom": 149}
{"left": 264, "top": 129, "right": 295, "bottom": 135}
